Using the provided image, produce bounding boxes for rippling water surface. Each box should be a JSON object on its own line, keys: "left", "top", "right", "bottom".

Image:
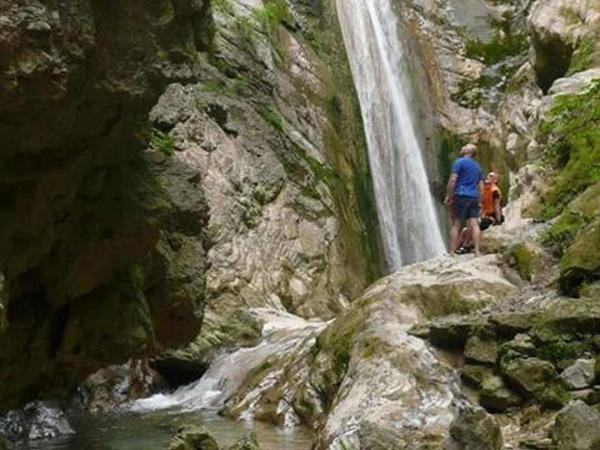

{"left": 14, "top": 411, "right": 312, "bottom": 450}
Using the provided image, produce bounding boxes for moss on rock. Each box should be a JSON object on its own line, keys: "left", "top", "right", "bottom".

{"left": 560, "top": 218, "right": 600, "bottom": 296}
{"left": 508, "top": 243, "right": 541, "bottom": 282}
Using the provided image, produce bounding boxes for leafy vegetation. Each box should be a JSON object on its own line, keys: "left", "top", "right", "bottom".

{"left": 567, "top": 37, "right": 597, "bottom": 76}
{"left": 542, "top": 211, "right": 590, "bottom": 256}
{"left": 150, "top": 129, "right": 175, "bottom": 157}
{"left": 465, "top": 31, "right": 528, "bottom": 65}
{"left": 253, "top": 0, "right": 290, "bottom": 35}
{"left": 259, "top": 105, "right": 284, "bottom": 131}
{"left": 538, "top": 80, "right": 600, "bottom": 219}
{"left": 465, "top": 13, "right": 528, "bottom": 66}
{"left": 212, "top": 0, "right": 234, "bottom": 15}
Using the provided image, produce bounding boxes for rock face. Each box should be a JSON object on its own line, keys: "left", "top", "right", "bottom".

{"left": 147, "top": 0, "right": 380, "bottom": 380}
{"left": 0, "top": 0, "right": 212, "bottom": 409}
{"left": 0, "top": 402, "right": 74, "bottom": 443}
{"left": 300, "top": 256, "right": 515, "bottom": 449}
{"left": 0, "top": 0, "right": 378, "bottom": 408}
{"left": 551, "top": 401, "right": 600, "bottom": 450}
{"left": 210, "top": 256, "right": 516, "bottom": 449}
{"left": 447, "top": 405, "right": 503, "bottom": 450}
{"left": 74, "top": 359, "right": 166, "bottom": 413}
{"left": 168, "top": 425, "right": 220, "bottom": 450}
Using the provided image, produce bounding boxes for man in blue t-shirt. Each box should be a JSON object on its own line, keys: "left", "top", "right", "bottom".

{"left": 444, "top": 144, "right": 485, "bottom": 257}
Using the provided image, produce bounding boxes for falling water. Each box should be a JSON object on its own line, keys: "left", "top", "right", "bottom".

{"left": 336, "top": 0, "right": 446, "bottom": 271}
{"left": 129, "top": 309, "right": 326, "bottom": 413}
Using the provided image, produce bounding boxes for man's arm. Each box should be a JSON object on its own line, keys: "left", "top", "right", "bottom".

{"left": 445, "top": 174, "right": 457, "bottom": 205}
{"left": 478, "top": 180, "right": 484, "bottom": 209}
{"left": 494, "top": 195, "right": 502, "bottom": 223}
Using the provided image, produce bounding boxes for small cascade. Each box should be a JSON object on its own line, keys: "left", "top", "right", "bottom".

{"left": 129, "top": 310, "right": 326, "bottom": 414}
{"left": 336, "top": 0, "right": 446, "bottom": 271}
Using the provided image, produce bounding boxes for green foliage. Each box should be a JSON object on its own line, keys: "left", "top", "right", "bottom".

{"left": 542, "top": 211, "right": 590, "bottom": 256}
{"left": 252, "top": 0, "right": 290, "bottom": 35}
{"left": 465, "top": 30, "right": 528, "bottom": 65}
{"left": 259, "top": 105, "right": 284, "bottom": 131}
{"left": 538, "top": 80, "right": 600, "bottom": 218}
{"left": 201, "top": 76, "right": 251, "bottom": 97}
{"left": 567, "top": 37, "right": 597, "bottom": 75}
{"left": 212, "top": 0, "right": 234, "bottom": 15}
{"left": 150, "top": 129, "right": 175, "bottom": 157}
{"left": 538, "top": 337, "right": 584, "bottom": 363}
{"left": 509, "top": 243, "right": 538, "bottom": 282}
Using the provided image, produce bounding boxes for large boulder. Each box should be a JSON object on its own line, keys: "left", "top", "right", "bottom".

{"left": 168, "top": 426, "right": 219, "bottom": 450}
{"left": 560, "top": 218, "right": 600, "bottom": 295}
{"left": 560, "top": 359, "right": 596, "bottom": 390}
{"left": 227, "top": 433, "right": 261, "bottom": 450}
{"left": 527, "top": 0, "right": 600, "bottom": 91}
{"left": 447, "top": 405, "right": 503, "bottom": 450}
{"left": 479, "top": 375, "right": 524, "bottom": 413}
{"left": 304, "top": 255, "right": 515, "bottom": 448}
{"left": 551, "top": 401, "right": 600, "bottom": 450}
{"left": 75, "top": 360, "right": 166, "bottom": 413}
{"left": 500, "top": 354, "right": 570, "bottom": 408}
{"left": 0, "top": 402, "right": 74, "bottom": 443}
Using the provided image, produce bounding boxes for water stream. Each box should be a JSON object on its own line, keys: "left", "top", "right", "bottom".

{"left": 336, "top": 0, "right": 446, "bottom": 271}
{"left": 14, "top": 411, "right": 312, "bottom": 450}
{"left": 10, "top": 310, "right": 322, "bottom": 450}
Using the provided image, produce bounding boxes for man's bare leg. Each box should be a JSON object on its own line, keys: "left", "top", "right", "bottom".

{"left": 450, "top": 218, "right": 462, "bottom": 255}
{"left": 469, "top": 217, "right": 481, "bottom": 256}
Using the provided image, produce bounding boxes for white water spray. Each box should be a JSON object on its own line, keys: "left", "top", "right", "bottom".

{"left": 336, "top": 0, "right": 446, "bottom": 271}
{"left": 129, "top": 310, "right": 326, "bottom": 414}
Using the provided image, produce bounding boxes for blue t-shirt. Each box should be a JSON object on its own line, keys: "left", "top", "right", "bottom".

{"left": 452, "top": 157, "right": 484, "bottom": 198}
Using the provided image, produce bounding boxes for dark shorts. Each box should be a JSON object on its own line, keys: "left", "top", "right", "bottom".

{"left": 480, "top": 215, "right": 505, "bottom": 231}
{"left": 454, "top": 195, "right": 479, "bottom": 220}
{"left": 480, "top": 217, "right": 494, "bottom": 231}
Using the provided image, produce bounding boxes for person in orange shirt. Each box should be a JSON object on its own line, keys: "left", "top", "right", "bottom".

{"left": 456, "top": 171, "right": 504, "bottom": 254}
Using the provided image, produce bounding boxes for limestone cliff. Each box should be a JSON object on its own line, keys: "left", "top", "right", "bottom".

{"left": 0, "top": 0, "right": 379, "bottom": 408}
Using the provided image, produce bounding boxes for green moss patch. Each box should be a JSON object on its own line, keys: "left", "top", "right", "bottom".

{"left": 538, "top": 80, "right": 600, "bottom": 219}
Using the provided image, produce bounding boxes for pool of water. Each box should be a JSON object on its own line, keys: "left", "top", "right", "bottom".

{"left": 14, "top": 411, "right": 313, "bottom": 450}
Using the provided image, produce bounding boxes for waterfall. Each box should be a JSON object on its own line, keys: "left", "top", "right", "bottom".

{"left": 336, "top": 0, "right": 446, "bottom": 271}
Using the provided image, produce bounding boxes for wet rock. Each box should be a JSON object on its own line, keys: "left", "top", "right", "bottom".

{"left": 560, "top": 359, "right": 596, "bottom": 390}
{"left": 227, "top": 432, "right": 261, "bottom": 450}
{"left": 501, "top": 354, "right": 570, "bottom": 408}
{"left": 152, "top": 310, "right": 262, "bottom": 387}
{"left": 447, "top": 405, "right": 503, "bottom": 450}
{"left": 480, "top": 375, "right": 524, "bottom": 412}
{"left": 0, "top": 402, "right": 74, "bottom": 442}
{"left": 168, "top": 425, "right": 219, "bottom": 450}
{"left": 75, "top": 360, "right": 166, "bottom": 413}
{"left": 465, "top": 335, "right": 499, "bottom": 365}
{"left": 551, "top": 400, "right": 600, "bottom": 450}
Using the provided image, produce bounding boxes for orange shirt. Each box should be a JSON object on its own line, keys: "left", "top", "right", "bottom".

{"left": 482, "top": 182, "right": 500, "bottom": 217}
